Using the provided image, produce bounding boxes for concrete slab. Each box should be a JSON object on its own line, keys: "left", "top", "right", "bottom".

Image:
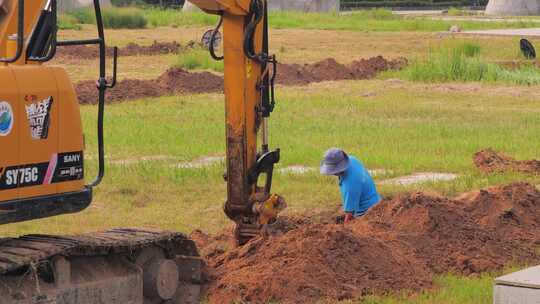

{"left": 380, "top": 172, "right": 458, "bottom": 186}
{"left": 494, "top": 285, "right": 540, "bottom": 304}
{"left": 493, "top": 266, "right": 540, "bottom": 304}
{"left": 278, "top": 165, "right": 315, "bottom": 174}
{"left": 495, "top": 266, "right": 540, "bottom": 289}
{"left": 175, "top": 156, "right": 225, "bottom": 169}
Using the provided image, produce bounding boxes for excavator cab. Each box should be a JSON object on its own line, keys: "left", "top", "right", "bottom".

{"left": 0, "top": 0, "right": 116, "bottom": 225}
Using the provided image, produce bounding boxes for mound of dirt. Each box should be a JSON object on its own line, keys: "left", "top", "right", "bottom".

{"left": 157, "top": 68, "right": 224, "bottom": 94}
{"left": 76, "top": 79, "right": 167, "bottom": 105}
{"left": 199, "top": 183, "right": 540, "bottom": 303}
{"left": 56, "top": 40, "right": 191, "bottom": 60}
{"left": 277, "top": 56, "right": 407, "bottom": 86}
{"left": 474, "top": 148, "right": 540, "bottom": 174}
{"left": 353, "top": 184, "right": 539, "bottom": 275}
{"left": 205, "top": 225, "right": 431, "bottom": 304}
{"left": 75, "top": 56, "right": 405, "bottom": 104}
{"left": 76, "top": 68, "right": 223, "bottom": 104}
{"left": 457, "top": 182, "right": 540, "bottom": 241}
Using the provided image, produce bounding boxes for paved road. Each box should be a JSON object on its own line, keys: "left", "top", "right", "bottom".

{"left": 462, "top": 28, "right": 540, "bottom": 37}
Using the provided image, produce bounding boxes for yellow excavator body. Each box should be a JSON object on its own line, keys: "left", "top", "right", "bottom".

{"left": 0, "top": 66, "right": 84, "bottom": 202}
{"left": 0, "top": 0, "right": 88, "bottom": 224}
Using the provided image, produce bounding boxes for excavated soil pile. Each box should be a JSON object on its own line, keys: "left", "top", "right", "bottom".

{"left": 56, "top": 40, "right": 190, "bottom": 60}
{"left": 76, "top": 68, "right": 223, "bottom": 104}
{"left": 75, "top": 56, "right": 405, "bottom": 104}
{"left": 277, "top": 56, "right": 407, "bottom": 86}
{"left": 197, "top": 183, "right": 540, "bottom": 304}
{"left": 474, "top": 148, "right": 540, "bottom": 174}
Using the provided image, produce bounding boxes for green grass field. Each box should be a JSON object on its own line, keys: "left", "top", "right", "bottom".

{"left": 64, "top": 7, "right": 540, "bottom": 31}
{"left": 2, "top": 80, "right": 538, "bottom": 303}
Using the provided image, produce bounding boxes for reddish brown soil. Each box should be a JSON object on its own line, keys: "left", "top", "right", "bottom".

{"left": 474, "top": 148, "right": 540, "bottom": 174}
{"left": 156, "top": 68, "right": 224, "bottom": 94}
{"left": 276, "top": 56, "right": 407, "bottom": 86}
{"left": 196, "top": 183, "right": 540, "bottom": 304}
{"left": 75, "top": 56, "right": 406, "bottom": 104}
{"left": 76, "top": 68, "right": 223, "bottom": 104}
{"left": 56, "top": 40, "right": 193, "bottom": 60}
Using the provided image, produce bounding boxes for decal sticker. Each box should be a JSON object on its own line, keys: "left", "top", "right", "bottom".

{"left": 25, "top": 96, "right": 53, "bottom": 140}
{"left": 0, "top": 151, "right": 84, "bottom": 191}
{"left": 0, "top": 101, "right": 14, "bottom": 137}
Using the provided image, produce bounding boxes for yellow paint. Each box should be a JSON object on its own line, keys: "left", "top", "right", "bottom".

{"left": 246, "top": 59, "right": 252, "bottom": 79}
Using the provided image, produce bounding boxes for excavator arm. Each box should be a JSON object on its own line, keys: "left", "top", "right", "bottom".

{"left": 190, "top": 0, "right": 285, "bottom": 244}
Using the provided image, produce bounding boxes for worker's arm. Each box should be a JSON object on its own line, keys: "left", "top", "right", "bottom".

{"left": 341, "top": 184, "right": 362, "bottom": 223}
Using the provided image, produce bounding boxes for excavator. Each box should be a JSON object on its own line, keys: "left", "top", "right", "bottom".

{"left": 0, "top": 0, "right": 284, "bottom": 302}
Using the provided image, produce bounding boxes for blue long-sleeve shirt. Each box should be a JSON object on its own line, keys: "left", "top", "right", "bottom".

{"left": 339, "top": 156, "right": 381, "bottom": 216}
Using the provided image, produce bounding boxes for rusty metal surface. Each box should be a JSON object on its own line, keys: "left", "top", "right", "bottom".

{"left": 0, "top": 228, "right": 197, "bottom": 275}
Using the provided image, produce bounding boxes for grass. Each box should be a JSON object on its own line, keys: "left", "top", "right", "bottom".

{"left": 58, "top": 14, "right": 81, "bottom": 30}
{"left": 64, "top": 8, "right": 540, "bottom": 32}
{"left": 396, "top": 42, "right": 540, "bottom": 85}
{"left": 175, "top": 48, "right": 224, "bottom": 72}
{"left": 265, "top": 10, "right": 540, "bottom": 32}
{"left": 359, "top": 264, "right": 531, "bottom": 304}
{"left": 143, "top": 8, "right": 217, "bottom": 27}
{"left": 361, "top": 273, "right": 493, "bottom": 304}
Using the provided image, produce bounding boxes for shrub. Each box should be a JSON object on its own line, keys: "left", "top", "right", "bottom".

{"left": 68, "top": 7, "right": 95, "bottom": 24}
{"left": 111, "top": 0, "right": 146, "bottom": 6}
{"left": 67, "top": 7, "right": 148, "bottom": 29}
{"left": 102, "top": 7, "right": 148, "bottom": 29}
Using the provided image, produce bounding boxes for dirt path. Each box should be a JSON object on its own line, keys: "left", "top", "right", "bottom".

{"left": 194, "top": 182, "right": 540, "bottom": 303}
{"left": 75, "top": 56, "right": 406, "bottom": 104}
{"left": 461, "top": 28, "right": 540, "bottom": 37}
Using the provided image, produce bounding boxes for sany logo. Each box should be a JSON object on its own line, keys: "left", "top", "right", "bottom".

{"left": 0, "top": 101, "right": 14, "bottom": 137}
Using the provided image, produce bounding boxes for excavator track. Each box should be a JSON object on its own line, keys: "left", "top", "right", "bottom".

{"left": 0, "top": 228, "right": 201, "bottom": 304}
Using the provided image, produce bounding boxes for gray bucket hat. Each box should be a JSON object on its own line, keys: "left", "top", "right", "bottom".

{"left": 320, "top": 148, "right": 350, "bottom": 175}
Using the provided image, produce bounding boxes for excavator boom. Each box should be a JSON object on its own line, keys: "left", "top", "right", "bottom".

{"left": 190, "top": 0, "right": 285, "bottom": 245}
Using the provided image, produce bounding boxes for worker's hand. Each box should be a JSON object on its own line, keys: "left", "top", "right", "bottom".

{"left": 344, "top": 213, "right": 354, "bottom": 224}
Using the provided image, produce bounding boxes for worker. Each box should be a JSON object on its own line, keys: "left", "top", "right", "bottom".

{"left": 320, "top": 148, "right": 382, "bottom": 223}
